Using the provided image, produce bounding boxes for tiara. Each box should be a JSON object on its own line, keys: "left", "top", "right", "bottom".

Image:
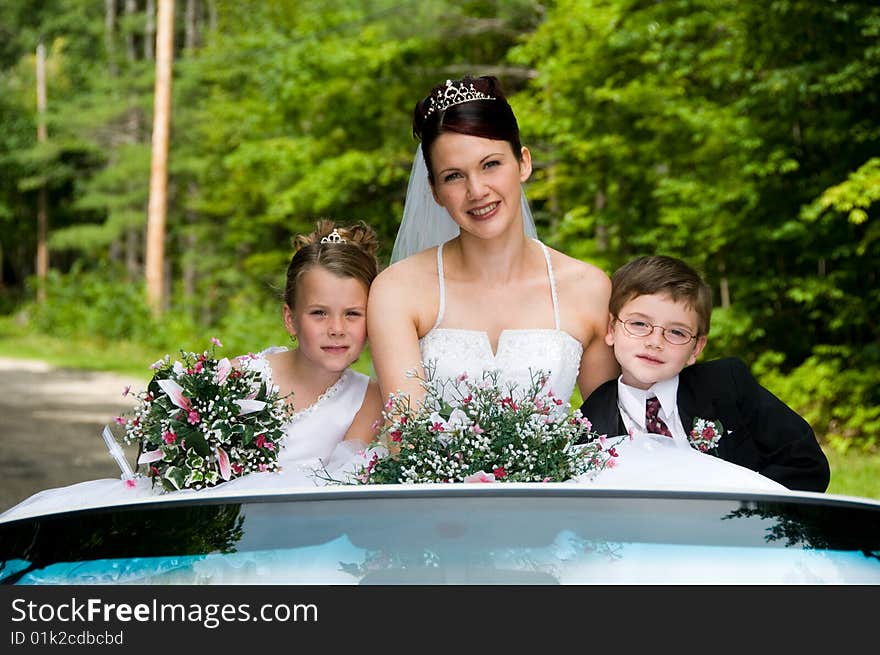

{"left": 424, "top": 79, "right": 495, "bottom": 117}
{"left": 320, "top": 229, "right": 346, "bottom": 244}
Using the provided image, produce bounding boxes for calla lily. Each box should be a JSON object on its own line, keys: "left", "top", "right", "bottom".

{"left": 138, "top": 449, "right": 164, "bottom": 464}
{"left": 157, "top": 378, "right": 191, "bottom": 411}
{"left": 235, "top": 399, "right": 266, "bottom": 415}
{"left": 216, "top": 446, "right": 231, "bottom": 481}
{"left": 216, "top": 357, "right": 232, "bottom": 385}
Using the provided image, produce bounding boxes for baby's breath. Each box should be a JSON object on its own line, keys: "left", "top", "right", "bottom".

{"left": 360, "top": 365, "right": 619, "bottom": 484}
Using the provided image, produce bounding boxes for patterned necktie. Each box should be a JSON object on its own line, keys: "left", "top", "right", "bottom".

{"left": 645, "top": 396, "right": 673, "bottom": 437}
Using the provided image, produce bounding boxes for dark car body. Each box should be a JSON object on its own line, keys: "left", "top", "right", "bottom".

{"left": 2, "top": 484, "right": 879, "bottom": 584}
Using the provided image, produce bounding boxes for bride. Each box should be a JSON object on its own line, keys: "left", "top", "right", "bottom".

{"left": 365, "top": 75, "right": 786, "bottom": 494}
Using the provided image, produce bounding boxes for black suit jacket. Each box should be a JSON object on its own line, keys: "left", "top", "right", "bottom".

{"left": 579, "top": 357, "right": 830, "bottom": 492}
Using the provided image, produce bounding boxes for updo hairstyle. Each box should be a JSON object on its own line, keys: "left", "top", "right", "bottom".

{"left": 283, "top": 219, "right": 380, "bottom": 309}
{"left": 412, "top": 75, "right": 523, "bottom": 183}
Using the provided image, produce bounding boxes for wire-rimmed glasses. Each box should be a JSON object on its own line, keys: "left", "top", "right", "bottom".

{"left": 615, "top": 318, "right": 697, "bottom": 346}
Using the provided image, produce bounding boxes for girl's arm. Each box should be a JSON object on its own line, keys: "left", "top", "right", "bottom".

{"left": 342, "top": 379, "right": 383, "bottom": 445}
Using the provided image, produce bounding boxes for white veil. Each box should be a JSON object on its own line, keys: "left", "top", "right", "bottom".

{"left": 390, "top": 146, "right": 538, "bottom": 265}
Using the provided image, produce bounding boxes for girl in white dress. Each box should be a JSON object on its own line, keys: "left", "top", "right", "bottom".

{"left": 0, "top": 221, "right": 384, "bottom": 520}
{"left": 367, "top": 76, "right": 619, "bottom": 409}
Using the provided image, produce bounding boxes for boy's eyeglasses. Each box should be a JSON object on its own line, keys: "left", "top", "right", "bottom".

{"left": 615, "top": 318, "right": 697, "bottom": 346}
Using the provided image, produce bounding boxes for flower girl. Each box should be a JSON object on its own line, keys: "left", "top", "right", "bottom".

{"left": 0, "top": 221, "right": 384, "bottom": 520}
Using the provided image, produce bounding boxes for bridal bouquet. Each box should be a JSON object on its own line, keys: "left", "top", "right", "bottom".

{"left": 115, "top": 339, "right": 292, "bottom": 492}
{"left": 358, "top": 366, "right": 619, "bottom": 484}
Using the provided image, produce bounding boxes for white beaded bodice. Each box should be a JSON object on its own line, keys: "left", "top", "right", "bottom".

{"left": 419, "top": 241, "right": 583, "bottom": 403}
{"left": 242, "top": 347, "right": 369, "bottom": 465}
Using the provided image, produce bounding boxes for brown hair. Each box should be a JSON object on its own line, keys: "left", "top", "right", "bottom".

{"left": 413, "top": 75, "right": 523, "bottom": 183}
{"left": 609, "top": 256, "right": 713, "bottom": 336}
{"left": 284, "top": 219, "right": 380, "bottom": 308}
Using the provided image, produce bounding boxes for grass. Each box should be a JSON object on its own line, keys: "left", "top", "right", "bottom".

{"left": 1, "top": 316, "right": 877, "bottom": 500}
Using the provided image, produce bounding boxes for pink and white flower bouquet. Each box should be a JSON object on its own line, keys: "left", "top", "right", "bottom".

{"left": 115, "top": 339, "right": 292, "bottom": 492}
{"left": 358, "top": 366, "right": 619, "bottom": 484}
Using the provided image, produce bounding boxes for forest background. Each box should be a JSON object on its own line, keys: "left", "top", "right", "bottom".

{"left": 0, "top": 1, "right": 877, "bottom": 495}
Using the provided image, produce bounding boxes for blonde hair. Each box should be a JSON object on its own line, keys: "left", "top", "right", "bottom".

{"left": 284, "top": 219, "right": 380, "bottom": 308}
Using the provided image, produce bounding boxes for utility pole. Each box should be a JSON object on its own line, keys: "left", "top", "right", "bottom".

{"left": 35, "top": 42, "right": 48, "bottom": 304}
{"left": 145, "top": 0, "right": 174, "bottom": 316}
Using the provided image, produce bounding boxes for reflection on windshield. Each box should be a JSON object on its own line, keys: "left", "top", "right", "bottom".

{"left": 2, "top": 494, "right": 879, "bottom": 584}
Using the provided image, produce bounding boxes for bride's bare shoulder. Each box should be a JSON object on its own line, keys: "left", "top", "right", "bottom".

{"left": 546, "top": 246, "right": 610, "bottom": 290}
{"left": 372, "top": 247, "right": 438, "bottom": 288}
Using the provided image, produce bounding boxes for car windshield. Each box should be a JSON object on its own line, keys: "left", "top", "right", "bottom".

{"left": 2, "top": 489, "right": 879, "bottom": 584}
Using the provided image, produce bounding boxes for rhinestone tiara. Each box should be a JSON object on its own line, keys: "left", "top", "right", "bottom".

{"left": 320, "top": 229, "right": 346, "bottom": 244}
{"left": 424, "top": 79, "right": 495, "bottom": 117}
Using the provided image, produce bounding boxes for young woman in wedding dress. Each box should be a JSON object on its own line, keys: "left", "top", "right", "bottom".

{"left": 366, "top": 76, "right": 787, "bottom": 494}
{"left": 0, "top": 221, "right": 385, "bottom": 520}
{"left": 367, "top": 76, "right": 619, "bottom": 411}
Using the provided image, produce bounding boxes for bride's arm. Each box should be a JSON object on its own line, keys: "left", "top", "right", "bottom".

{"left": 366, "top": 262, "right": 429, "bottom": 408}
{"left": 564, "top": 258, "right": 619, "bottom": 399}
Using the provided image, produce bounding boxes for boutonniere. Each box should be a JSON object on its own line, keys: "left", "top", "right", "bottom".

{"left": 688, "top": 417, "right": 725, "bottom": 454}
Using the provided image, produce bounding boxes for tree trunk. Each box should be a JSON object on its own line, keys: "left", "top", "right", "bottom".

{"left": 185, "top": 0, "right": 200, "bottom": 49}
{"left": 35, "top": 43, "right": 49, "bottom": 304}
{"left": 105, "top": 0, "right": 118, "bottom": 75}
{"left": 145, "top": 0, "right": 174, "bottom": 316}
{"left": 144, "top": 0, "right": 156, "bottom": 60}
{"left": 124, "top": 0, "right": 142, "bottom": 280}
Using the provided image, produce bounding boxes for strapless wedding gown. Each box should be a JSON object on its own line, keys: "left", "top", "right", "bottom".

{"left": 0, "top": 347, "right": 371, "bottom": 522}
{"left": 419, "top": 240, "right": 583, "bottom": 405}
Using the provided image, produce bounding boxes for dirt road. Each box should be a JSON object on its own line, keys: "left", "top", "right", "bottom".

{"left": 0, "top": 357, "right": 144, "bottom": 513}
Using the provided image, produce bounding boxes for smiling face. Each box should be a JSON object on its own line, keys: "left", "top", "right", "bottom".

{"left": 284, "top": 266, "right": 369, "bottom": 375}
{"left": 428, "top": 132, "right": 531, "bottom": 239}
{"left": 607, "top": 292, "right": 707, "bottom": 390}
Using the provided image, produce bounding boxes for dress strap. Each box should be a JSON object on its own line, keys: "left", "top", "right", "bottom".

{"left": 430, "top": 242, "right": 447, "bottom": 331}
{"left": 537, "top": 240, "right": 561, "bottom": 330}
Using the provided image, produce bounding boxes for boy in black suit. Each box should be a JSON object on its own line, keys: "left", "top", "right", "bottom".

{"left": 579, "top": 255, "right": 829, "bottom": 492}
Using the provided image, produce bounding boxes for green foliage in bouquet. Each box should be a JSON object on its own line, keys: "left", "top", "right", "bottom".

{"left": 117, "top": 339, "right": 292, "bottom": 491}
{"left": 360, "top": 366, "right": 620, "bottom": 484}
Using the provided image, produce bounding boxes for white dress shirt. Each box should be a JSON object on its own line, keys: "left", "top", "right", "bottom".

{"left": 616, "top": 376, "right": 693, "bottom": 450}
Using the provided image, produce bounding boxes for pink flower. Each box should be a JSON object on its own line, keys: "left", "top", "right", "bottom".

{"left": 456, "top": 372, "right": 468, "bottom": 383}
{"left": 125, "top": 479, "right": 137, "bottom": 488}
{"left": 216, "top": 357, "right": 232, "bottom": 384}
{"left": 187, "top": 410, "right": 200, "bottom": 424}
{"left": 430, "top": 422, "right": 445, "bottom": 432}
{"left": 389, "top": 429, "right": 403, "bottom": 442}
{"left": 138, "top": 449, "right": 164, "bottom": 464}
{"left": 216, "top": 447, "right": 231, "bottom": 481}
{"left": 500, "top": 396, "right": 518, "bottom": 410}
{"left": 211, "top": 337, "right": 223, "bottom": 348}
{"left": 470, "top": 424, "right": 485, "bottom": 435}
{"left": 157, "top": 379, "right": 192, "bottom": 411}
{"left": 113, "top": 416, "right": 126, "bottom": 425}
{"left": 493, "top": 466, "right": 508, "bottom": 479}
{"left": 162, "top": 430, "right": 177, "bottom": 444}
{"left": 464, "top": 471, "right": 496, "bottom": 483}
{"left": 255, "top": 434, "right": 267, "bottom": 448}
{"left": 122, "top": 385, "right": 131, "bottom": 397}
